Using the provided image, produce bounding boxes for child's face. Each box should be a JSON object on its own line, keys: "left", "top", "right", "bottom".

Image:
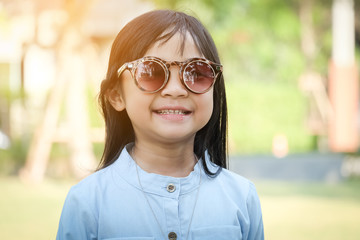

{"left": 110, "top": 31, "right": 214, "bottom": 145}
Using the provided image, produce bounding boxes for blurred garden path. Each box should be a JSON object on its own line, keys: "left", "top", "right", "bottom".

{"left": 229, "top": 153, "right": 347, "bottom": 183}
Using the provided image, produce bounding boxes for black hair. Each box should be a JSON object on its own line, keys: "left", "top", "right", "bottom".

{"left": 97, "top": 9, "right": 228, "bottom": 176}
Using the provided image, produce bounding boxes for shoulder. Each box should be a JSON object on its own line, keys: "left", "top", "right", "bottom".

{"left": 203, "top": 155, "right": 259, "bottom": 202}
{"left": 70, "top": 167, "right": 111, "bottom": 195}
{"left": 216, "top": 168, "right": 259, "bottom": 202}
{"left": 65, "top": 145, "right": 137, "bottom": 205}
{"left": 217, "top": 167, "right": 251, "bottom": 185}
{"left": 57, "top": 168, "right": 113, "bottom": 239}
{"left": 62, "top": 167, "right": 112, "bottom": 214}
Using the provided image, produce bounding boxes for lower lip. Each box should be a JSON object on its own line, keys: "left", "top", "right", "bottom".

{"left": 154, "top": 112, "right": 191, "bottom": 121}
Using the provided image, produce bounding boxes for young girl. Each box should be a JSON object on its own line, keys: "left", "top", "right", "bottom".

{"left": 57, "top": 9, "right": 264, "bottom": 240}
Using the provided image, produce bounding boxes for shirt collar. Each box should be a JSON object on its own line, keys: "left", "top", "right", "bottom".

{"left": 110, "top": 144, "right": 218, "bottom": 198}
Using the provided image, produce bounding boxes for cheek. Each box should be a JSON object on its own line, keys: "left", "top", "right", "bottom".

{"left": 125, "top": 97, "right": 150, "bottom": 120}
{"left": 205, "top": 101, "right": 214, "bottom": 123}
{"left": 199, "top": 91, "right": 214, "bottom": 124}
{"left": 119, "top": 71, "right": 134, "bottom": 100}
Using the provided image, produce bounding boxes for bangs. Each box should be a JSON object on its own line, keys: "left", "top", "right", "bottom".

{"left": 110, "top": 10, "right": 218, "bottom": 64}
{"left": 154, "top": 15, "right": 203, "bottom": 58}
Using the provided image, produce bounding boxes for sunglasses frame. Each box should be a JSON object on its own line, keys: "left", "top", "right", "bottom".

{"left": 117, "top": 56, "right": 223, "bottom": 94}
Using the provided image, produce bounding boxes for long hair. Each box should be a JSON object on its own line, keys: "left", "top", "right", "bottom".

{"left": 97, "top": 9, "right": 228, "bottom": 176}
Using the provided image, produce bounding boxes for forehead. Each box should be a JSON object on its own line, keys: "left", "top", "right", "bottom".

{"left": 144, "top": 31, "right": 203, "bottom": 61}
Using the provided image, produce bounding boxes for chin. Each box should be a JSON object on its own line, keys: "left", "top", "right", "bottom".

{"left": 156, "top": 132, "right": 196, "bottom": 144}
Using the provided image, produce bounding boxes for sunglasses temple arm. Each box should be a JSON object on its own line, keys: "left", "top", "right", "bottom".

{"left": 117, "top": 64, "right": 130, "bottom": 78}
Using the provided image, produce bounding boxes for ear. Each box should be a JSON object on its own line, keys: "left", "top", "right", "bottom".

{"left": 107, "top": 88, "right": 126, "bottom": 111}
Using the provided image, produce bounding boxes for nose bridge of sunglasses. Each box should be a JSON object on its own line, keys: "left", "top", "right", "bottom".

{"left": 160, "top": 62, "right": 188, "bottom": 90}
{"left": 163, "top": 61, "right": 182, "bottom": 78}
{"left": 165, "top": 61, "right": 182, "bottom": 69}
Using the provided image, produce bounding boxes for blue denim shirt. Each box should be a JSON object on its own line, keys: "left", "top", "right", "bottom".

{"left": 56, "top": 146, "right": 264, "bottom": 240}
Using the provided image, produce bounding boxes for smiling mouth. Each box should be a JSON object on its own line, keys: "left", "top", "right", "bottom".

{"left": 156, "top": 109, "right": 191, "bottom": 115}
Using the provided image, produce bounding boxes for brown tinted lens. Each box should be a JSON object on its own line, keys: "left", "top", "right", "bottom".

{"left": 134, "top": 60, "right": 166, "bottom": 92}
{"left": 183, "top": 61, "right": 215, "bottom": 93}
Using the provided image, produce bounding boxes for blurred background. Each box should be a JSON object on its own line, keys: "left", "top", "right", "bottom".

{"left": 0, "top": 0, "right": 360, "bottom": 239}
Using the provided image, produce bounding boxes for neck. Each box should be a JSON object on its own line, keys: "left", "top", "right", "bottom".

{"left": 131, "top": 141, "right": 197, "bottom": 177}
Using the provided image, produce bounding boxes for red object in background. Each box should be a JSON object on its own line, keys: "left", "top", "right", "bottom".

{"left": 328, "top": 61, "right": 359, "bottom": 152}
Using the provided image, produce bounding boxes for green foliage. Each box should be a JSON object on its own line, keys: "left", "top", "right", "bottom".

{"left": 0, "top": 139, "right": 28, "bottom": 175}
{"left": 0, "top": 63, "right": 11, "bottom": 100}
{"left": 87, "top": 86, "right": 104, "bottom": 128}
{"left": 227, "top": 81, "right": 313, "bottom": 154}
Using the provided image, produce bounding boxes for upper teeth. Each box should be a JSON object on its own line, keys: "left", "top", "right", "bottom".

{"left": 158, "top": 110, "right": 186, "bottom": 114}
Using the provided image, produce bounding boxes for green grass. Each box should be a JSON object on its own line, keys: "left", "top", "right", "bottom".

{"left": 0, "top": 177, "right": 74, "bottom": 240}
{"left": 256, "top": 180, "right": 360, "bottom": 240}
{"left": 0, "top": 177, "right": 359, "bottom": 240}
{"left": 262, "top": 196, "right": 360, "bottom": 240}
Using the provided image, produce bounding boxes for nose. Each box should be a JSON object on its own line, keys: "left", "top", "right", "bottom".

{"left": 160, "top": 66, "right": 188, "bottom": 98}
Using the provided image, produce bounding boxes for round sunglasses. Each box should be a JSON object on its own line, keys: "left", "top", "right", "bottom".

{"left": 117, "top": 56, "right": 223, "bottom": 94}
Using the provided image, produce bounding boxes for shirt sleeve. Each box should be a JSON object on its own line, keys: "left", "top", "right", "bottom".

{"left": 245, "top": 182, "right": 264, "bottom": 240}
{"left": 56, "top": 187, "right": 98, "bottom": 240}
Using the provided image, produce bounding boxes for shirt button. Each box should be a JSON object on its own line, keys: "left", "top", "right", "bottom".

{"left": 168, "top": 232, "right": 177, "bottom": 240}
{"left": 166, "top": 183, "right": 176, "bottom": 193}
